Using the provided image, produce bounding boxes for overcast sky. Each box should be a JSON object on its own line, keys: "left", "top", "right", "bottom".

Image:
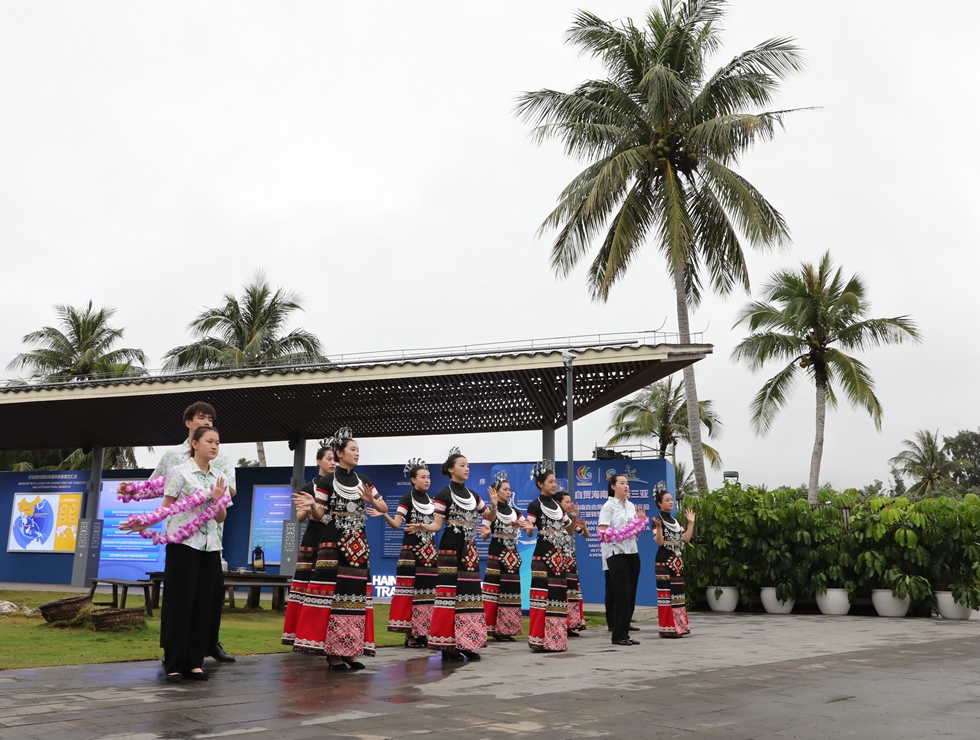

{"left": 1, "top": 1, "right": 976, "bottom": 490}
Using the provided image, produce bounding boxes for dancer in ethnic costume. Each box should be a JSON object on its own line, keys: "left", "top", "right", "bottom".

{"left": 291, "top": 428, "right": 388, "bottom": 670}
{"left": 423, "top": 448, "right": 498, "bottom": 661}
{"left": 281, "top": 440, "right": 336, "bottom": 647}
{"left": 565, "top": 504, "right": 590, "bottom": 637}
{"left": 653, "top": 487, "right": 694, "bottom": 638}
{"left": 369, "top": 458, "right": 437, "bottom": 648}
{"left": 526, "top": 462, "right": 579, "bottom": 653}
{"left": 480, "top": 471, "right": 529, "bottom": 642}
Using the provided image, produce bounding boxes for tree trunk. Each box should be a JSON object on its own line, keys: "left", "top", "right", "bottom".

{"left": 672, "top": 262, "right": 709, "bottom": 493}
{"left": 809, "top": 375, "right": 826, "bottom": 506}
{"left": 256, "top": 441, "right": 267, "bottom": 467}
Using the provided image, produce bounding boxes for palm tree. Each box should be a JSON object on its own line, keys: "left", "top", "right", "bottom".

{"left": 164, "top": 272, "right": 327, "bottom": 465}
{"left": 7, "top": 301, "right": 148, "bottom": 382}
{"left": 889, "top": 430, "right": 971, "bottom": 498}
{"left": 606, "top": 377, "right": 723, "bottom": 467}
{"left": 673, "top": 460, "right": 698, "bottom": 500}
{"left": 731, "top": 252, "right": 921, "bottom": 505}
{"left": 516, "top": 0, "right": 807, "bottom": 494}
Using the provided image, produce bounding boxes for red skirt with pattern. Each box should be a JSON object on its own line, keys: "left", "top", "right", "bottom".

{"left": 528, "top": 538, "right": 568, "bottom": 652}
{"left": 388, "top": 539, "right": 438, "bottom": 638}
{"left": 428, "top": 537, "right": 488, "bottom": 653}
{"left": 483, "top": 540, "right": 523, "bottom": 637}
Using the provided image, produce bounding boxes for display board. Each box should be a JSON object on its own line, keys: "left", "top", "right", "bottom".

{"left": 6, "top": 472, "right": 86, "bottom": 553}
{"left": 97, "top": 479, "right": 167, "bottom": 580}
{"left": 249, "top": 484, "right": 292, "bottom": 565}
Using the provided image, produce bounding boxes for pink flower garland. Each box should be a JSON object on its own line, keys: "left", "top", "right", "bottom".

{"left": 124, "top": 489, "right": 232, "bottom": 546}
{"left": 598, "top": 516, "right": 648, "bottom": 543}
{"left": 116, "top": 477, "right": 166, "bottom": 502}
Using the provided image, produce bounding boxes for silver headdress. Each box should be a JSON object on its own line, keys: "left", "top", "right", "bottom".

{"left": 330, "top": 426, "right": 353, "bottom": 449}
{"left": 404, "top": 457, "right": 428, "bottom": 477}
{"left": 492, "top": 470, "right": 509, "bottom": 489}
{"left": 530, "top": 459, "right": 553, "bottom": 479}
{"left": 447, "top": 446, "right": 461, "bottom": 458}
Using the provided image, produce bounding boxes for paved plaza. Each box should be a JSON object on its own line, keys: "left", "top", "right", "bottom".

{"left": 3, "top": 611, "right": 980, "bottom": 739}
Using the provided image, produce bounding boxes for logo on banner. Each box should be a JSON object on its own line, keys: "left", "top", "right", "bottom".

{"left": 372, "top": 574, "right": 396, "bottom": 598}
{"left": 575, "top": 466, "right": 593, "bottom": 484}
{"left": 605, "top": 465, "right": 646, "bottom": 484}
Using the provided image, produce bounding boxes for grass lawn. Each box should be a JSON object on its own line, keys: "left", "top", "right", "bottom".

{"left": 0, "top": 589, "right": 607, "bottom": 670}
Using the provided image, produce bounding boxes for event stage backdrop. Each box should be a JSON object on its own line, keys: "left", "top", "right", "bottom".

{"left": 0, "top": 459, "right": 674, "bottom": 606}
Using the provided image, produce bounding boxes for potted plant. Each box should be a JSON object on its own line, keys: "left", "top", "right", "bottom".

{"left": 685, "top": 482, "right": 753, "bottom": 612}
{"left": 850, "top": 496, "right": 931, "bottom": 618}
{"left": 752, "top": 489, "right": 810, "bottom": 614}
{"left": 807, "top": 490, "right": 857, "bottom": 615}
{"left": 915, "top": 495, "right": 980, "bottom": 620}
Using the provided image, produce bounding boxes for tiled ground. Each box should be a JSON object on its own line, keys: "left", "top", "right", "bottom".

{"left": 3, "top": 612, "right": 980, "bottom": 739}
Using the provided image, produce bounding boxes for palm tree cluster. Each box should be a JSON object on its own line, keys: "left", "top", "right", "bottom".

{"left": 3, "top": 273, "right": 326, "bottom": 470}
{"left": 889, "top": 430, "right": 975, "bottom": 500}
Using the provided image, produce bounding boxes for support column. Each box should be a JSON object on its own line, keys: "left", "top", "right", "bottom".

{"left": 280, "top": 438, "right": 306, "bottom": 578}
{"left": 542, "top": 423, "right": 555, "bottom": 463}
{"left": 71, "top": 446, "right": 105, "bottom": 588}
{"left": 564, "top": 353, "right": 575, "bottom": 498}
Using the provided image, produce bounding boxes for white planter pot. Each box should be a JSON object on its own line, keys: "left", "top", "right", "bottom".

{"left": 760, "top": 587, "right": 794, "bottom": 614}
{"left": 871, "top": 589, "right": 910, "bottom": 618}
{"left": 816, "top": 588, "right": 851, "bottom": 615}
{"left": 706, "top": 586, "right": 739, "bottom": 612}
{"left": 936, "top": 591, "right": 972, "bottom": 620}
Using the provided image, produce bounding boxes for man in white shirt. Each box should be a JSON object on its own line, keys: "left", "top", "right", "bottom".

{"left": 152, "top": 401, "right": 237, "bottom": 662}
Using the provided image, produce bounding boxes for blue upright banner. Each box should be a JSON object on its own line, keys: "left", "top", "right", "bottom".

{"left": 249, "top": 485, "right": 292, "bottom": 565}
{"left": 97, "top": 479, "right": 168, "bottom": 581}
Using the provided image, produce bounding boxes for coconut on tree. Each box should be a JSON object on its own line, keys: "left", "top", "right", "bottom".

{"left": 731, "top": 252, "right": 921, "bottom": 505}
{"left": 163, "top": 272, "right": 327, "bottom": 466}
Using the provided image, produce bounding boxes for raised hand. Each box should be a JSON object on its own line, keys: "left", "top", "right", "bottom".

{"left": 119, "top": 520, "right": 148, "bottom": 533}
{"left": 477, "top": 522, "right": 492, "bottom": 538}
{"left": 210, "top": 477, "right": 227, "bottom": 501}
{"left": 487, "top": 486, "right": 499, "bottom": 507}
{"left": 684, "top": 508, "right": 696, "bottom": 523}
{"left": 358, "top": 482, "right": 375, "bottom": 503}
{"left": 292, "top": 491, "right": 315, "bottom": 513}
{"left": 405, "top": 523, "right": 424, "bottom": 534}
{"left": 366, "top": 507, "right": 385, "bottom": 518}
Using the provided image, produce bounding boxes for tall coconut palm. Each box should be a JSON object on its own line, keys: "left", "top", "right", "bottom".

{"left": 889, "top": 430, "right": 971, "bottom": 498}
{"left": 516, "top": 0, "right": 807, "bottom": 493}
{"left": 163, "top": 272, "right": 327, "bottom": 465}
{"left": 731, "top": 252, "right": 921, "bottom": 505}
{"left": 606, "top": 376, "right": 723, "bottom": 467}
{"left": 7, "top": 301, "right": 148, "bottom": 382}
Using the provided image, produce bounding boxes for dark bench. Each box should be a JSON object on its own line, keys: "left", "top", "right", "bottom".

{"left": 223, "top": 579, "right": 290, "bottom": 612}
{"left": 87, "top": 578, "right": 154, "bottom": 617}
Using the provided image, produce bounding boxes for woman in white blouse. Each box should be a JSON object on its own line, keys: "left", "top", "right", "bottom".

{"left": 597, "top": 474, "right": 645, "bottom": 646}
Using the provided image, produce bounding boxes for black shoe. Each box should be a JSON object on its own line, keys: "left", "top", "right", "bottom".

{"left": 629, "top": 624, "right": 641, "bottom": 631}
{"left": 442, "top": 650, "right": 464, "bottom": 662}
{"left": 405, "top": 637, "right": 426, "bottom": 649}
{"left": 207, "top": 642, "right": 236, "bottom": 662}
{"left": 567, "top": 630, "right": 581, "bottom": 637}
{"left": 491, "top": 634, "right": 516, "bottom": 643}
{"left": 612, "top": 638, "right": 635, "bottom": 646}
{"left": 327, "top": 659, "right": 350, "bottom": 671}
{"left": 165, "top": 672, "right": 182, "bottom": 683}
{"left": 460, "top": 650, "right": 481, "bottom": 661}
{"left": 629, "top": 638, "right": 641, "bottom": 645}
{"left": 182, "top": 670, "right": 209, "bottom": 681}
{"left": 341, "top": 657, "right": 365, "bottom": 670}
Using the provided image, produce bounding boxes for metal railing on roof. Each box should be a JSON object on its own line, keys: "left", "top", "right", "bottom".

{"left": 1, "top": 329, "right": 707, "bottom": 390}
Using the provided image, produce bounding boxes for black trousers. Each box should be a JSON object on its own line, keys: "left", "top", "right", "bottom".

{"left": 161, "top": 544, "right": 219, "bottom": 675}
{"left": 604, "top": 569, "right": 615, "bottom": 629}
{"left": 209, "top": 556, "right": 224, "bottom": 649}
{"left": 606, "top": 553, "right": 641, "bottom": 642}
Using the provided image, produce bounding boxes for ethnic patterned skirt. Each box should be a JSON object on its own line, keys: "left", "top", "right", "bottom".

{"left": 428, "top": 534, "right": 488, "bottom": 652}
{"left": 281, "top": 521, "right": 323, "bottom": 646}
{"left": 388, "top": 539, "right": 438, "bottom": 637}
{"left": 528, "top": 537, "right": 568, "bottom": 652}
{"left": 291, "top": 523, "right": 376, "bottom": 657}
{"left": 482, "top": 541, "right": 523, "bottom": 637}
{"left": 656, "top": 552, "right": 690, "bottom": 638}
{"left": 565, "top": 557, "right": 587, "bottom": 632}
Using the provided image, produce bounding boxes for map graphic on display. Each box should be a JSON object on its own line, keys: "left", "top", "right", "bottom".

{"left": 12, "top": 496, "right": 54, "bottom": 548}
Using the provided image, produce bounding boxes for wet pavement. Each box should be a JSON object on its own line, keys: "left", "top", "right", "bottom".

{"left": 4, "top": 612, "right": 980, "bottom": 739}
